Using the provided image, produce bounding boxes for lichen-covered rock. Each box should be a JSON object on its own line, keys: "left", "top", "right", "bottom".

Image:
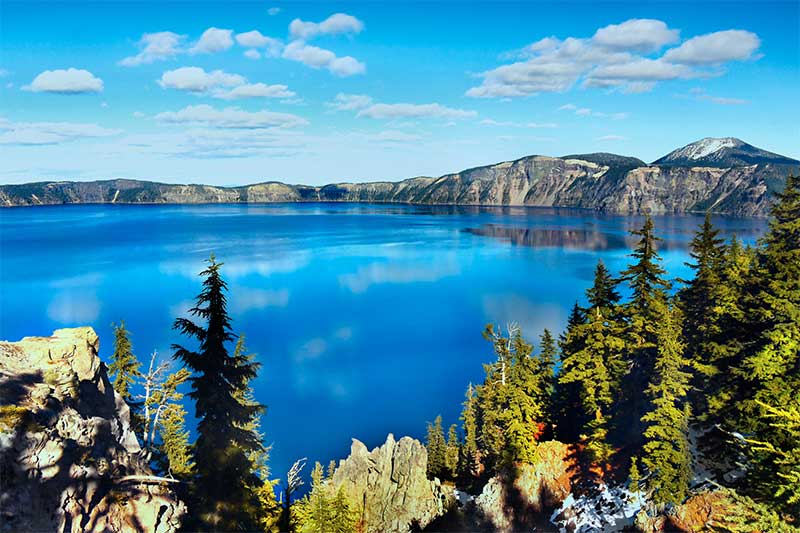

{"left": 330, "top": 434, "right": 451, "bottom": 533}
{"left": 0, "top": 328, "right": 185, "bottom": 532}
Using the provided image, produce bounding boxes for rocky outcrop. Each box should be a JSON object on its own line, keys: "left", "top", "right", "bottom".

{"left": 472, "top": 440, "right": 573, "bottom": 531}
{"left": 329, "top": 434, "right": 450, "bottom": 533}
{"left": 2, "top": 141, "right": 796, "bottom": 215}
{"left": 0, "top": 327, "right": 185, "bottom": 532}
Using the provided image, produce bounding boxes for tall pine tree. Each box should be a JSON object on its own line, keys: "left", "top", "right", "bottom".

{"left": 640, "top": 299, "right": 692, "bottom": 505}
{"left": 619, "top": 216, "right": 671, "bottom": 443}
{"left": 458, "top": 384, "right": 480, "bottom": 483}
{"left": 425, "top": 415, "right": 447, "bottom": 479}
{"left": 538, "top": 328, "right": 558, "bottom": 434}
{"left": 172, "top": 254, "right": 264, "bottom": 530}
{"left": 735, "top": 175, "right": 800, "bottom": 515}
{"left": 679, "top": 213, "right": 726, "bottom": 418}
{"left": 554, "top": 303, "right": 587, "bottom": 443}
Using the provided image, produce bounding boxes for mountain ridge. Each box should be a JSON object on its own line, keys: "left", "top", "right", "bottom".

{"left": 652, "top": 137, "right": 799, "bottom": 168}
{"left": 2, "top": 138, "right": 797, "bottom": 216}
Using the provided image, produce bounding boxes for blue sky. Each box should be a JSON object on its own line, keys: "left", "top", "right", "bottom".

{"left": 1, "top": 0, "right": 798, "bottom": 185}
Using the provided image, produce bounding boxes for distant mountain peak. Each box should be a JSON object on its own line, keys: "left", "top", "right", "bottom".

{"left": 653, "top": 137, "right": 798, "bottom": 167}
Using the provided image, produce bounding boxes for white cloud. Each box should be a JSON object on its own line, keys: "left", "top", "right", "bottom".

{"left": 154, "top": 104, "right": 308, "bottom": 129}
{"left": 244, "top": 49, "right": 261, "bottom": 59}
{"left": 282, "top": 41, "right": 365, "bottom": 76}
{"left": 120, "top": 31, "right": 185, "bottom": 66}
{"left": 190, "top": 27, "right": 234, "bottom": 54}
{"left": 326, "top": 93, "right": 373, "bottom": 111}
{"left": 623, "top": 81, "right": 657, "bottom": 94}
{"left": 328, "top": 56, "right": 366, "bottom": 77}
{"left": 289, "top": 13, "right": 364, "bottom": 40}
{"left": 592, "top": 19, "right": 679, "bottom": 53}
{"left": 24, "top": 68, "right": 103, "bottom": 94}
{"left": 683, "top": 87, "right": 749, "bottom": 105}
{"left": 467, "top": 20, "right": 761, "bottom": 97}
{"left": 375, "top": 130, "right": 422, "bottom": 142}
{"left": 117, "top": 127, "right": 306, "bottom": 159}
{"left": 158, "top": 66, "right": 245, "bottom": 92}
{"left": 158, "top": 67, "right": 296, "bottom": 100}
{"left": 235, "top": 30, "right": 283, "bottom": 56}
{"left": 704, "top": 96, "right": 748, "bottom": 105}
{"left": 0, "top": 118, "right": 121, "bottom": 145}
{"left": 663, "top": 30, "right": 761, "bottom": 65}
{"left": 597, "top": 134, "right": 627, "bottom": 141}
{"left": 557, "top": 106, "right": 628, "bottom": 120}
{"left": 588, "top": 58, "right": 695, "bottom": 81}
{"left": 268, "top": 7, "right": 281, "bottom": 16}
{"left": 214, "top": 82, "right": 296, "bottom": 100}
{"left": 480, "top": 118, "right": 557, "bottom": 128}
{"left": 357, "top": 102, "right": 477, "bottom": 120}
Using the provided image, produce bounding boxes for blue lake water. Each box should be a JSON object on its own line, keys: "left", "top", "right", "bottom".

{"left": 0, "top": 203, "right": 767, "bottom": 484}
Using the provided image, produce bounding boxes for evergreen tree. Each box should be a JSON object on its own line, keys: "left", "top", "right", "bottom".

{"left": 505, "top": 328, "right": 546, "bottom": 464}
{"left": 586, "top": 259, "right": 621, "bottom": 312}
{"left": 705, "top": 236, "right": 756, "bottom": 424}
{"left": 538, "top": 328, "right": 558, "bottom": 432}
{"left": 329, "top": 487, "right": 357, "bottom": 533}
{"left": 679, "top": 213, "right": 727, "bottom": 417}
{"left": 627, "top": 456, "right": 641, "bottom": 495}
{"left": 108, "top": 321, "right": 140, "bottom": 403}
{"left": 458, "top": 384, "right": 479, "bottom": 483}
{"left": 296, "top": 464, "right": 357, "bottom": 533}
{"left": 554, "top": 303, "right": 587, "bottom": 442}
{"left": 299, "top": 462, "right": 332, "bottom": 533}
{"left": 640, "top": 300, "right": 692, "bottom": 505}
{"left": 558, "top": 309, "right": 621, "bottom": 465}
{"left": 619, "top": 216, "right": 671, "bottom": 441}
{"left": 734, "top": 175, "right": 800, "bottom": 515}
{"left": 558, "top": 261, "right": 625, "bottom": 465}
{"left": 745, "top": 400, "right": 800, "bottom": 513}
{"left": 172, "top": 254, "right": 264, "bottom": 530}
{"left": 425, "top": 415, "right": 447, "bottom": 479}
{"left": 475, "top": 325, "right": 546, "bottom": 471}
{"left": 157, "top": 402, "right": 194, "bottom": 479}
{"left": 445, "top": 424, "right": 459, "bottom": 479}
{"left": 231, "top": 334, "right": 281, "bottom": 529}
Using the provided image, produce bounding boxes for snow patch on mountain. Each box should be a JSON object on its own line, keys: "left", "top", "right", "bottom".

{"left": 679, "top": 137, "right": 741, "bottom": 160}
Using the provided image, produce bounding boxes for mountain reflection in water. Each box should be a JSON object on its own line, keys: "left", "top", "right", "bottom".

{"left": 464, "top": 224, "right": 629, "bottom": 250}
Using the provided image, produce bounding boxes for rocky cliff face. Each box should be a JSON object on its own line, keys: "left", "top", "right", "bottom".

{"left": 2, "top": 143, "right": 796, "bottom": 216}
{"left": 465, "top": 440, "right": 573, "bottom": 531}
{"left": 329, "top": 434, "right": 451, "bottom": 533}
{"left": 0, "top": 327, "right": 185, "bottom": 532}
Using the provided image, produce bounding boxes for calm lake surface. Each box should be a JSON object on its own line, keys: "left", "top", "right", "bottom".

{"left": 0, "top": 203, "right": 767, "bottom": 482}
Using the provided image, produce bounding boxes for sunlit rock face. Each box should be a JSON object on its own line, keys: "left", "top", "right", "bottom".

{"left": 329, "top": 434, "right": 451, "bottom": 533}
{"left": 472, "top": 440, "right": 573, "bottom": 531}
{"left": 0, "top": 327, "right": 185, "bottom": 533}
{"left": 2, "top": 146, "right": 795, "bottom": 216}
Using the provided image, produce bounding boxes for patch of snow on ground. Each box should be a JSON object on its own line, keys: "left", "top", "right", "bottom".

{"left": 551, "top": 484, "right": 645, "bottom": 533}
{"left": 453, "top": 488, "right": 474, "bottom": 507}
